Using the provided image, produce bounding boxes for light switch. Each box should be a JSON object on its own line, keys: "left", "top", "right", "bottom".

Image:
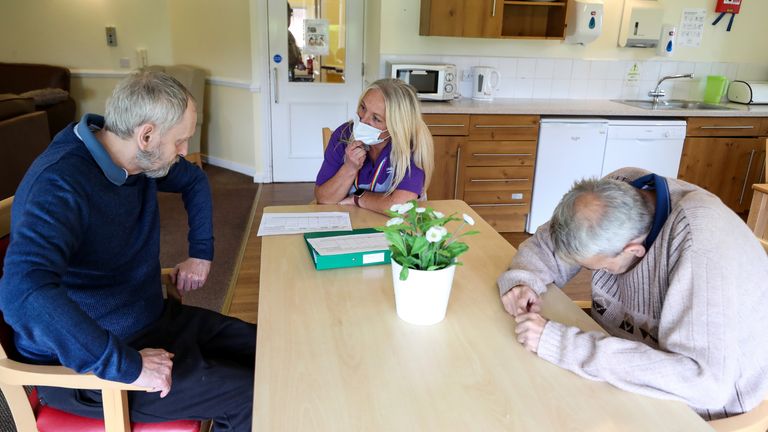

{"left": 119, "top": 57, "right": 131, "bottom": 68}
{"left": 137, "top": 48, "right": 148, "bottom": 67}
{"left": 105, "top": 26, "right": 117, "bottom": 47}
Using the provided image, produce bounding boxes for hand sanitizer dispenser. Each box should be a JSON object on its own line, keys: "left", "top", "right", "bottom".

{"left": 657, "top": 24, "right": 676, "bottom": 56}
{"left": 565, "top": 0, "right": 604, "bottom": 45}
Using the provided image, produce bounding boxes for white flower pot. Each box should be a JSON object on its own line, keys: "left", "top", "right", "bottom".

{"left": 391, "top": 260, "right": 456, "bottom": 325}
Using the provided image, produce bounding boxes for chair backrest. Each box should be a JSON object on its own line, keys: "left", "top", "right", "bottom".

{"left": 1, "top": 196, "right": 15, "bottom": 361}
{"left": 708, "top": 398, "right": 768, "bottom": 432}
{"left": 322, "top": 127, "right": 332, "bottom": 151}
{"left": 747, "top": 184, "right": 768, "bottom": 254}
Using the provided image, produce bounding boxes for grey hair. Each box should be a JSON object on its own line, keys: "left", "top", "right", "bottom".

{"left": 105, "top": 70, "right": 193, "bottom": 139}
{"left": 549, "top": 177, "right": 653, "bottom": 263}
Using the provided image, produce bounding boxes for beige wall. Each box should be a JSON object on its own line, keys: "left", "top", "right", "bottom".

{"left": 380, "top": 0, "right": 768, "bottom": 64}
{"left": 0, "top": 0, "right": 257, "bottom": 176}
{"left": 0, "top": 0, "right": 173, "bottom": 68}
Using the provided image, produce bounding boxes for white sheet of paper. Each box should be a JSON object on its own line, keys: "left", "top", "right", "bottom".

{"left": 257, "top": 212, "right": 352, "bottom": 236}
{"left": 678, "top": 8, "right": 706, "bottom": 47}
{"left": 306, "top": 232, "right": 389, "bottom": 256}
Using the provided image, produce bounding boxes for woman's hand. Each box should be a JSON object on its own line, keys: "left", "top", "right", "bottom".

{"left": 343, "top": 141, "right": 367, "bottom": 172}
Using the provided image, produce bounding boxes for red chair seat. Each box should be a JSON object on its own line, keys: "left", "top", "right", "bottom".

{"left": 29, "top": 389, "right": 200, "bottom": 432}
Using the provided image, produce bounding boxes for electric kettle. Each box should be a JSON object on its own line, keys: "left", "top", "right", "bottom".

{"left": 472, "top": 66, "right": 501, "bottom": 101}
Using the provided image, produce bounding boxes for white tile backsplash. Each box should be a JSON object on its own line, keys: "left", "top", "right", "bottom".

{"left": 379, "top": 54, "right": 766, "bottom": 101}
{"left": 516, "top": 58, "right": 537, "bottom": 79}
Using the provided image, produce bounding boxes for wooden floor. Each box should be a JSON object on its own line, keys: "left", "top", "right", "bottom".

{"left": 226, "top": 184, "right": 591, "bottom": 323}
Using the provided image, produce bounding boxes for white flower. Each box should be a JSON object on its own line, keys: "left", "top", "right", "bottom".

{"left": 462, "top": 213, "right": 475, "bottom": 226}
{"left": 397, "top": 202, "right": 414, "bottom": 214}
{"left": 386, "top": 217, "right": 404, "bottom": 227}
{"left": 426, "top": 226, "right": 447, "bottom": 243}
{"left": 415, "top": 207, "right": 426, "bottom": 213}
{"left": 389, "top": 204, "right": 403, "bottom": 213}
{"left": 432, "top": 210, "right": 444, "bottom": 218}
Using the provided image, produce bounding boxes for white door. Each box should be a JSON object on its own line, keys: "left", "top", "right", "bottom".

{"left": 268, "top": 0, "right": 364, "bottom": 182}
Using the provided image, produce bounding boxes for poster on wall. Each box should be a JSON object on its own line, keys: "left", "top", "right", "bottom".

{"left": 303, "top": 19, "right": 329, "bottom": 56}
{"left": 678, "top": 8, "right": 706, "bottom": 47}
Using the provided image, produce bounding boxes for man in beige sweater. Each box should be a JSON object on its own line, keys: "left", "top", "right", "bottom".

{"left": 498, "top": 167, "right": 768, "bottom": 420}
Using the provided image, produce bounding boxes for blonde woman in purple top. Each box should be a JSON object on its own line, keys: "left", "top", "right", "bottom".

{"left": 315, "top": 78, "right": 434, "bottom": 214}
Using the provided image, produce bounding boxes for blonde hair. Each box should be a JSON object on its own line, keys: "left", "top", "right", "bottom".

{"left": 359, "top": 78, "right": 434, "bottom": 195}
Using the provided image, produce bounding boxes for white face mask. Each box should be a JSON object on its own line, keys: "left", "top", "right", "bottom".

{"left": 352, "top": 114, "right": 388, "bottom": 146}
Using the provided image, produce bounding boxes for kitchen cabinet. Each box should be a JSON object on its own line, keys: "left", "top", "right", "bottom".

{"left": 420, "top": 0, "right": 568, "bottom": 40}
{"left": 678, "top": 117, "right": 767, "bottom": 214}
{"left": 423, "top": 114, "right": 468, "bottom": 201}
{"left": 419, "top": 0, "right": 502, "bottom": 38}
{"left": 459, "top": 115, "right": 539, "bottom": 232}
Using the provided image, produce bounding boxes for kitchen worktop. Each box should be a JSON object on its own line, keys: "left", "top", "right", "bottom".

{"left": 420, "top": 98, "right": 768, "bottom": 117}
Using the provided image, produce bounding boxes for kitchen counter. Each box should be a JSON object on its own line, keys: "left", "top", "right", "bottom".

{"left": 420, "top": 98, "right": 768, "bottom": 117}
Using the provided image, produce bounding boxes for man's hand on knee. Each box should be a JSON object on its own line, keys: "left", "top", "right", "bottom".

{"left": 171, "top": 257, "right": 212, "bottom": 293}
{"left": 132, "top": 348, "right": 175, "bottom": 398}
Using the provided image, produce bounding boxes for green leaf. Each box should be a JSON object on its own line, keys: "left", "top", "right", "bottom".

{"left": 385, "top": 231, "right": 407, "bottom": 256}
{"left": 410, "top": 236, "right": 429, "bottom": 255}
{"left": 399, "top": 265, "right": 409, "bottom": 281}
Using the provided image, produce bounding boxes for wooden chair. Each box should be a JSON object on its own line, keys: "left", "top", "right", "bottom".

{"left": 184, "top": 153, "right": 203, "bottom": 169}
{"left": 748, "top": 183, "right": 768, "bottom": 254}
{"left": 708, "top": 399, "right": 768, "bottom": 432}
{"left": 322, "top": 127, "right": 332, "bottom": 151}
{"left": 0, "top": 196, "right": 201, "bottom": 432}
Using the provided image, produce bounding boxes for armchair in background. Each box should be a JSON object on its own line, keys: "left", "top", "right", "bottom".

{"left": 0, "top": 62, "right": 76, "bottom": 139}
{"left": 0, "top": 95, "right": 50, "bottom": 200}
{"left": 144, "top": 65, "right": 206, "bottom": 167}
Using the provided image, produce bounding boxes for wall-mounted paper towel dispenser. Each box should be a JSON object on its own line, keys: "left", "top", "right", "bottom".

{"left": 618, "top": 0, "right": 663, "bottom": 48}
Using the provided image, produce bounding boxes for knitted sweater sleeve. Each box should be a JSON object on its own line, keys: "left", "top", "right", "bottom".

{"left": 536, "top": 226, "right": 738, "bottom": 410}
{"left": 497, "top": 221, "right": 582, "bottom": 297}
{"left": 0, "top": 172, "right": 142, "bottom": 383}
{"left": 156, "top": 158, "right": 214, "bottom": 260}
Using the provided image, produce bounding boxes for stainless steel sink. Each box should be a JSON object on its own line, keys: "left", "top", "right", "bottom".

{"left": 613, "top": 99, "right": 738, "bottom": 111}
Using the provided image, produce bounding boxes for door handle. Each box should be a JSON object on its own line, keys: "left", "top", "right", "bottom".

{"left": 700, "top": 125, "right": 754, "bottom": 129}
{"left": 739, "top": 149, "right": 756, "bottom": 205}
{"left": 454, "top": 147, "right": 461, "bottom": 199}
{"left": 492, "top": 0, "right": 497, "bottom": 17}
{"left": 273, "top": 67, "right": 279, "bottom": 104}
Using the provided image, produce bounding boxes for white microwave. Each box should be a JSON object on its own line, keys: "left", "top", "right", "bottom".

{"left": 390, "top": 63, "right": 458, "bottom": 101}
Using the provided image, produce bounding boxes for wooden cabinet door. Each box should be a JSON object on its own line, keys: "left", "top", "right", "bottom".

{"left": 427, "top": 136, "right": 461, "bottom": 200}
{"left": 678, "top": 137, "right": 765, "bottom": 213}
{"left": 419, "top": 0, "right": 502, "bottom": 38}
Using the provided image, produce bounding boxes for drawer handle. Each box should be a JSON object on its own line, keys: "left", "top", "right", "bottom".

{"left": 472, "top": 153, "right": 532, "bottom": 157}
{"left": 427, "top": 124, "right": 466, "bottom": 128}
{"left": 474, "top": 125, "right": 535, "bottom": 129}
{"left": 739, "top": 149, "right": 756, "bottom": 205}
{"left": 699, "top": 125, "right": 754, "bottom": 129}
{"left": 470, "top": 179, "right": 529, "bottom": 183}
{"left": 470, "top": 203, "right": 526, "bottom": 208}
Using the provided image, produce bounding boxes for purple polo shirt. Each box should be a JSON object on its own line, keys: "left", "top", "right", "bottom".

{"left": 315, "top": 122, "right": 426, "bottom": 196}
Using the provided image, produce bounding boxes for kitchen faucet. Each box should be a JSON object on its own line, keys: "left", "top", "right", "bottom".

{"left": 648, "top": 73, "right": 695, "bottom": 104}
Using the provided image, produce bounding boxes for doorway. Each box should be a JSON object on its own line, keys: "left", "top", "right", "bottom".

{"left": 267, "top": 0, "right": 365, "bottom": 182}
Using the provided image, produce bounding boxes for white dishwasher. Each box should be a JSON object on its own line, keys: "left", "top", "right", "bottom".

{"left": 602, "top": 119, "right": 687, "bottom": 178}
{"left": 527, "top": 118, "right": 687, "bottom": 234}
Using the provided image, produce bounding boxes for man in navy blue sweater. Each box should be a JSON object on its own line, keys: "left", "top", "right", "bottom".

{"left": 0, "top": 71, "right": 256, "bottom": 430}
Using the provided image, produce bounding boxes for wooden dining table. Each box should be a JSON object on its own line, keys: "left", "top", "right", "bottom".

{"left": 253, "top": 200, "right": 710, "bottom": 431}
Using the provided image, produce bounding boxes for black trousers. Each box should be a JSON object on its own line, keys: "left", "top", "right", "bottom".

{"left": 38, "top": 299, "right": 257, "bottom": 432}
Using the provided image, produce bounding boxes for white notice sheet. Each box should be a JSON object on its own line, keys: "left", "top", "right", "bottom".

{"left": 257, "top": 212, "right": 352, "bottom": 236}
{"left": 306, "top": 232, "right": 389, "bottom": 256}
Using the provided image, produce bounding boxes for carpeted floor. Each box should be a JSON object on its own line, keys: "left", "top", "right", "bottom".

{"left": 158, "top": 164, "right": 259, "bottom": 313}
{"left": 0, "top": 164, "right": 259, "bottom": 430}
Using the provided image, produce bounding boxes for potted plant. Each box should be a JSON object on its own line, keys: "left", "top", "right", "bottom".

{"left": 377, "top": 201, "right": 477, "bottom": 325}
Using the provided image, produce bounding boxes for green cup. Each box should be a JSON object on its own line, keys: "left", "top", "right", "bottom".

{"left": 703, "top": 75, "right": 728, "bottom": 104}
